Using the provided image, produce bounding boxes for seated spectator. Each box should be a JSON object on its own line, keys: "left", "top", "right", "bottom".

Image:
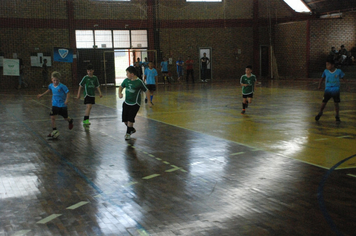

{"left": 339, "top": 45, "right": 351, "bottom": 65}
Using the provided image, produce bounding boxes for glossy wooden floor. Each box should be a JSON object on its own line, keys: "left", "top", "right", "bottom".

{"left": 1, "top": 80, "right": 356, "bottom": 236}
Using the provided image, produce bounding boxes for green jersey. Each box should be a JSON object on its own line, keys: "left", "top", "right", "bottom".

{"left": 79, "top": 75, "right": 100, "bottom": 97}
{"left": 121, "top": 78, "right": 148, "bottom": 106}
{"left": 240, "top": 74, "right": 256, "bottom": 95}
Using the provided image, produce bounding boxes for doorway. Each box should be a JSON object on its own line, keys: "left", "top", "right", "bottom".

{"left": 199, "top": 47, "right": 212, "bottom": 81}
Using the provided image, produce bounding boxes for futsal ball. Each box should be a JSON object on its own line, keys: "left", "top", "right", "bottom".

{"left": 51, "top": 130, "right": 60, "bottom": 139}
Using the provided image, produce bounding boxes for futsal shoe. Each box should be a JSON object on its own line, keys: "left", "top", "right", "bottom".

{"left": 241, "top": 109, "right": 246, "bottom": 114}
{"left": 125, "top": 134, "right": 131, "bottom": 140}
{"left": 83, "top": 119, "right": 91, "bottom": 125}
{"left": 68, "top": 119, "right": 74, "bottom": 130}
{"left": 315, "top": 112, "right": 323, "bottom": 121}
{"left": 335, "top": 116, "right": 341, "bottom": 123}
{"left": 47, "top": 130, "right": 60, "bottom": 139}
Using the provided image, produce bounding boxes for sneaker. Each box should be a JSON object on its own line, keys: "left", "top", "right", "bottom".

{"left": 241, "top": 109, "right": 246, "bottom": 114}
{"left": 48, "top": 130, "right": 60, "bottom": 138}
{"left": 130, "top": 128, "right": 136, "bottom": 135}
{"left": 315, "top": 112, "right": 323, "bottom": 121}
{"left": 125, "top": 133, "right": 131, "bottom": 140}
{"left": 68, "top": 119, "right": 74, "bottom": 130}
{"left": 335, "top": 116, "right": 341, "bottom": 122}
{"left": 83, "top": 119, "right": 91, "bottom": 125}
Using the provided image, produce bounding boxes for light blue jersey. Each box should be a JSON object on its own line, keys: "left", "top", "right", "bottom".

{"left": 161, "top": 61, "right": 168, "bottom": 72}
{"left": 144, "top": 68, "right": 158, "bottom": 85}
{"left": 322, "top": 69, "right": 344, "bottom": 92}
{"left": 49, "top": 83, "right": 69, "bottom": 107}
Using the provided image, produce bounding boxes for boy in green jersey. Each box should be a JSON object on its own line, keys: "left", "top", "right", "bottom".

{"left": 119, "top": 66, "right": 152, "bottom": 140}
{"left": 240, "top": 65, "right": 257, "bottom": 114}
{"left": 76, "top": 64, "right": 103, "bottom": 125}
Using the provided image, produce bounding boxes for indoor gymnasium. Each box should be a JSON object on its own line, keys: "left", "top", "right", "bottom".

{"left": 1, "top": 0, "right": 356, "bottom": 235}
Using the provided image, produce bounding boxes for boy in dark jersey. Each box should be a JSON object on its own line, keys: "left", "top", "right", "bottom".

{"left": 119, "top": 66, "right": 152, "bottom": 140}
{"left": 37, "top": 71, "right": 74, "bottom": 138}
{"left": 240, "top": 65, "right": 257, "bottom": 114}
{"left": 315, "top": 59, "right": 347, "bottom": 122}
{"left": 76, "top": 64, "right": 102, "bottom": 125}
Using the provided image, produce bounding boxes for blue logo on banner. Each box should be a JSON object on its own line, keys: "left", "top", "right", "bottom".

{"left": 54, "top": 47, "right": 73, "bottom": 63}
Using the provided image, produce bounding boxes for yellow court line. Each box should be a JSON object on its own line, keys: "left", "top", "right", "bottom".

{"left": 230, "top": 152, "right": 245, "bottom": 156}
{"left": 36, "top": 214, "right": 62, "bottom": 224}
{"left": 347, "top": 174, "right": 356, "bottom": 178}
{"left": 142, "top": 174, "right": 161, "bottom": 180}
{"left": 66, "top": 201, "right": 89, "bottom": 210}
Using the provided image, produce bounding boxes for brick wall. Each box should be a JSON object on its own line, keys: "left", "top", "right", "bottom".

{"left": 0, "top": 28, "right": 71, "bottom": 89}
{"left": 274, "top": 21, "right": 308, "bottom": 78}
{"left": 158, "top": 0, "right": 253, "bottom": 20}
{"left": 159, "top": 27, "right": 253, "bottom": 81}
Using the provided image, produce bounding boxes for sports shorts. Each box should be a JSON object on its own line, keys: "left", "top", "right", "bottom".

{"left": 84, "top": 96, "right": 95, "bottom": 104}
{"left": 50, "top": 106, "right": 68, "bottom": 118}
{"left": 122, "top": 103, "right": 140, "bottom": 123}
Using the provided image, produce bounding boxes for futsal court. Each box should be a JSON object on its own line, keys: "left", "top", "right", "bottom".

{"left": 0, "top": 79, "right": 355, "bottom": 236}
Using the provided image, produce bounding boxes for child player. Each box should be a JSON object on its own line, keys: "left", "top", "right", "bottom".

{"left": 315, "top": 58, "right": 347, "bottom": 122}
{"left": 143, "top": 62, "right": 158, "bottom": 104}
{"left": 240, "top": 65, "right": 257, "bottom": 114}
{"left": 76, "top": 64, "right": 103, "bottom": 126}
{"left": 37, "top": 71, "right": 74, "bottom": 138}
{"left": 119, "top": 66, "right": 152, "bottom": 140}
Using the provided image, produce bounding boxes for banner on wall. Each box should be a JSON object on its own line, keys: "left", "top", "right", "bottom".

{"left": 3, "top": 59, "right": 19, "bottom": 76}
{"left": 53, "top": 47, "right": 73, "bottom": 63}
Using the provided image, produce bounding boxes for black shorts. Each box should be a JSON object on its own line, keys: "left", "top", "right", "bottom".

{"left": 50, "top": 106, "right": 68, "bottom": 118}
{"left": 322, "top": 90, "right": 340, "bottom": 103}
{"left": 122, "top": 103, "right": 140, "bottom": 123}
{"left": 162, "top": 71, "right": 168, "bottom": 74}
{"left": 146, "top": 84, "right": 156, "bottom": 92}
{"left": 84, "top": 96, "right": 95, "bottom": 104}
{"left": 242, "top": 93, "right": 254, "bottom": 98}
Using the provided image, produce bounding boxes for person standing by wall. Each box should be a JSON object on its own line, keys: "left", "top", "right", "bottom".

{"left": 185, "top": 56, "right": 194, "bottom": 83}
{"left": 200, "top": 53, "right": 210, "bottom": 82}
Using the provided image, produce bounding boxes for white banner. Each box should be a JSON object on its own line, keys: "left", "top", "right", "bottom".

{"left": 3, "top": 59, "right": 20, "bottom": 76}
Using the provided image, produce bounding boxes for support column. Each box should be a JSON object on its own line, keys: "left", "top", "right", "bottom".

{"left": 67, "top": 0, "right": 77, "bottom": 87}
{"left": 253, "top": 0, "right": 260, "bottom": 75}
{"left": 147, "top": 0, "right": 155, "bottom": 62}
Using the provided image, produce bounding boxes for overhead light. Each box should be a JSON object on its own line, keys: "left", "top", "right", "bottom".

{"left": 320, "top": 13, "right": 342, "bottom": 18}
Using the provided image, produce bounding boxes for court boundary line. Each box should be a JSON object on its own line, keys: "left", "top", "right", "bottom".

{"left": 317, "top": 154, "right": 356, "bottom": 236}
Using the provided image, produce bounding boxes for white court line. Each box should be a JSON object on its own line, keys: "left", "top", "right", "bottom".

{"left": 11, "top": 230, "right": 31, "bottom": 236}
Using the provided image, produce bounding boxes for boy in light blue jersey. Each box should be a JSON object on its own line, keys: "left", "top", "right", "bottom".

{"left": 160, "top": 57, "right": 169, "bottom": 84}
{"left": 37, "top": 71, "right": 74, "bottom": 138}
{"left": 144, "top": 62, "right": 158, "bottom": 104}
{"left": 315, "top": 59, "right": 347, "bottom": 122}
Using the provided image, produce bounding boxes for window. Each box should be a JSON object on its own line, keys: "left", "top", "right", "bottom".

{"left": 186, "top": 0, "right": 222, "bottom": 2}
{"left": 131, "top": 30, "right": 148, "bottom": 48}
{"left": 75, "top": 30, "right": 94, "bottom": 49}
{"left": 283, "top": 0, "right": 310, "bottom": 13}
{"left": 75, "top": 30, "right": 148, "bottom": 49}
{"left": 94, "top": 30, "right": 113, "bottom": 48}
{"left": 113, "top": 30, "right": 130, "bottom": 48}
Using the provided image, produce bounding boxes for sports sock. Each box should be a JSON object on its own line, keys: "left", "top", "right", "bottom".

{"left": 150, "top": 95, "right": 153, "bottom": 102}
{"left": 242, "top": 103, "right": 246, "bottom": 109}
{"left": 84, "top": 116, "right": 89, "bottom": 121}
{"left": 53, "top": 127, "right": 57, "bottom": 130}
{"left": 127, "top": 126, "right": 134, "bottom": 134}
